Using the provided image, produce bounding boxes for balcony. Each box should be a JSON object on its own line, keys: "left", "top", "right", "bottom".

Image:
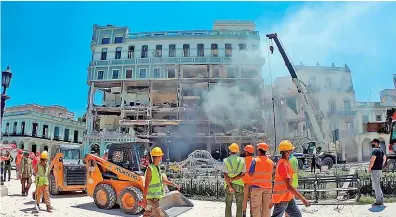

{"left": 363, "top": 122, "right": 388, "bottom": 134}
{"left": 327, "top": 110, "right": 356, "bottom": 116}
{"left": 127, "top": 30, "right": 260, "bottom": 39}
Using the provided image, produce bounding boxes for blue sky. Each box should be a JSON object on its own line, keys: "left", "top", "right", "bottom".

{"left": 1, "top": 1, "right": 395, "bottom": 118}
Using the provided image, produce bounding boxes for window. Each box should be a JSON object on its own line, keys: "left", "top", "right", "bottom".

{"left": 101, "top": 48, "right": 107, "bottom": 60}
{"left": 128, "top": 46, "right": 135, "bottom": 59}
{"left": 169, "top": 44, "right": 176, "bottom": 57}
{"left": 64, "top": 129, "right": 70, "bottom": 141}
{"left": 183, "top": 44, "right": 190, "bottom": 57}
{"left": 112, "top": 70, "right": 119, "bottom": 79}
{"left": 225, "top": 44, "right": 232, "bottom": 57}
{"left": 197, "top": 44, "right": 204, "bottom": 57}
{"left": 328, "top": 99, "right": 336, "bottom": 113}
{"left": 126, "top": 69, "right": 133, "bottom": 79}
{"left": 139, "top": 69, "right": 147, "bottom": 78}
{"left": 5, "top": 123, "right": 9, "bottom": 134}
{"left": 141, "top": 45, "right": 148, "bottom": 58}
{"left": 376, "top": 115, "right": 382, "bottom": 121}
{"left": 344, "top": 100, "right": 351, "bottom": 111}
{"left": 114, "top": 36, "right": 123, "bottom": 43}
{"left": 239, "top": 44, "right": 246, "bottom": 51}
{"left": 155, "top": 45, "right": 162, "bottom": 57}
{"left": 98, "top": 71, "right": 104, "bottom": 80}
{"left": 13, "top": 122, "right": 17, "bottom": 134}
{"left": 115, "top": 47, "right": 122, "bottom": 59}
{"left": 211, "top": 44, "right": 218, "bottom": 57}
{"left": 325, "top": 78, "right": 332, "bottom": 88}
{"left": 101, "top": 37, "right": 110, "bottom": 44}
{"left": 362, "top": 115, "right": 369, "bottom": 123}
{"left": 153, "top": 68, "right": 161, "bottom": 78}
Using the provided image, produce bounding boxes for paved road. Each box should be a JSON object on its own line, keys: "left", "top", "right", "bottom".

{"left": 0, "top": 171, "right": 394, "bottom": 217}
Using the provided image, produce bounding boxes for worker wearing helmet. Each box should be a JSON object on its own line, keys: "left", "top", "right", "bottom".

{"left": 248, "top": 143, "right": 274, "bottom": 217}
{"left": 142, "top": 147, "right": 180, "bottom": 217}
{"left": 223, "top": 143, "right": 246, "bottom": 217}
{"left": 242, "top": 145, "right": 254, "bottom": 217}
{"left": 20, "top": 151, "right": 33, "bottom": 196}
{"left": 34, "top": 151, "right": 52, "bottom": 212}
{"left": 270, "top": 140, "right": 310, "bottom": 217}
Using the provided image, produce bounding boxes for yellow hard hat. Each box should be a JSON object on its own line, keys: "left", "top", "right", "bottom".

{"left": 40, "top": 151, "right": 49, "bottom": 159}
{"left": 150, "top": 147, "right": 164, "bottom": 157}
{"left": 278, "top": 140, "right": 295, "bottom": 152}
{"left": 229, "top": 143, "right": 240, "bottom": 153}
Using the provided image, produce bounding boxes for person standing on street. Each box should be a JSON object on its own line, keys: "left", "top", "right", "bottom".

{"left": 3, "top": 151, "right": 13, "bottom": 182}
{"left": 242, "top": 145, "right": 254, "bottom": 217}
{"left": 270, "top": 140, "right": 310, "bottom": 217}
{"left": 285, "top": 148, "right": 299, "bottom": 217}
{"left": 142, "top": 147, "right": 180, "bottom": 217}
{"left": 248, "top": 143, "right": 274, "bottom": 217}
{"left": 35, "top": 151, "right": 52, "bottom": 212}
{"left": 20, "top": 151, "right": 33, "bottom": 196}
{"left": 368, "top": 138, "right": 386, "bottom": 206}
{"left": 223, "top": 143, "right": 246, "bottom": 217}
{"left": 15, "top": 149, "right": 23, "bottom": 179}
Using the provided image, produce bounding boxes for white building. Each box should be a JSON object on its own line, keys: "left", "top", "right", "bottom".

{"left": 83, "top": 21, "right": 265, "bottom": 160}
{"left": 1, "top": 104, "right": 85, "bottom": 154}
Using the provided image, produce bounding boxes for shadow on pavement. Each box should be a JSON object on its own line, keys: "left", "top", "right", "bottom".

{"left": 71, "top": 202, "right": 140, "bottom": 217}
{"left": 52, "top": 192, "right": 86, "bottom": 199}
{"left": 9, "top": 194, "right": 25, "bottom": 197}
{"left": 368, "top": 205, "right": 387, "bottom": 212}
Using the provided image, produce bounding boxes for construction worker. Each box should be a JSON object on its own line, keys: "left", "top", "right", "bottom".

{"left": 15, "top": 149, "right": 23, "bottom": 179}
{"left": 223, "top": 143, "right": 246, "bottom": 217}
{"left": 142, "top": 147, "right": 180, "bottom": 217}
{"left": 2, "top": 151, "right": 13, "bottom": 182}
{"left": 285, "top": 148, "right": 299, "bottom": 217}
{"left": 242, "top": 145, "right": 254, "bottom": 217}
{"left": 270, "top": 140, "right": 310, "bottom": 217}
{"left": 35, "top": 151, "right": 52, "bottom": 212}
{"left": 20, "top": 151, "right": 33, "bottom": 196}
{"left": 248, "top": 143, "right": 274, "bottom": 217}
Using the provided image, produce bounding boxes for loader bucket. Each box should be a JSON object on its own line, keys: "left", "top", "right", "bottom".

{"left": 159, "top": 191, "right": 194, "bottom": 216}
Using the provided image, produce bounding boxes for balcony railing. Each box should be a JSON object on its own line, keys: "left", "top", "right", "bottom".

{"left": 127, "top": 30, "right": 260, "bottom": 39}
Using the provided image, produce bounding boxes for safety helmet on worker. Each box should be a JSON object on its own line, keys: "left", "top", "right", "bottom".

{"left": 257, "top": 143, "right": 270, "bottom": 152}
{"left": 150, "top": 147, "right": 164, "bottom": 157}
{"left": 40, "top": 151, "right": 49, "bottom": 159}
{"left": 229, "top": 143, "right": 240, "bottom": 153}
{"left": 278, "top": 140, "right": 295, "bottom": 152}
{"left": 18, "top": 149, "right": 23, "bottom": 154}
{"left": 243, "top": 145, "right": 254, "bottom": 154}
{"left": 23, "top": 150, "right": 29, "bottom": 155}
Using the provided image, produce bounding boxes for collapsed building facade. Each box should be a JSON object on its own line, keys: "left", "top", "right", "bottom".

{"left": 83, "top": 21, "right": 265, "bottom": 161}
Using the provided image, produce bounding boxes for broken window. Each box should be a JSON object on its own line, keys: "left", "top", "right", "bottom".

{"left": 197, "top": 44, "right": 204, "bottom": 57}
{"left": 114, "top": 36, "right": 123, "bottom": 43}
{"left": 141, "top": 45, "right": 148, "bottom": 58}
{"left": 211, "top": 44, "right": 218, "bottom": 57}
{"left": 155, "top": 45, "right": 162, "bottom": 57}
{"left": 101, "top": 37, "right": 110, "bottom": 44}
{"left": 153, "top": 68, "right": 161, "bottom": 78}
{"left": 128, "top": 46, "right": 135, "bottom": 59}
{"left": 169, "top": 44, "right": 176, "bottom": 57}
{"left": 139, "top": 68, "right": 147, "bottom": 78}
{"left": 225, "top": 44, "right": 232, "bottom": 57}
{"left": 183, "top": 44, "right": 190, "bottom": 57}
{"left": 101, "top": 48, "right": 107, "bottom": 60}
{"left": 112, "top": 70, "right": 119, "bottom": 79}
{"left": 115, "top": 47, "right": 122, "bottom": 59}
{"left": 239, "top": 44, "right": 246, "bottom": 51}
{"left": 168, "top": 70, "right": 175, "bottom": 78}
{"left": 126, "top": 69, "right": 133, "bottom": 79}
{"left": 97, "top": 71, "right": 104, "bottom": 80}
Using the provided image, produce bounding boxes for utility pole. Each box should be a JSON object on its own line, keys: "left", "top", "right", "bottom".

{"left": 166, "top": 129, "right": 171, "bottom": 163}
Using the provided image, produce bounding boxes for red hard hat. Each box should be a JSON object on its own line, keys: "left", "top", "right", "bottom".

{"left": 243, "top": 145, "right": 254, "bottom": 154}
{"left": 18, "top": 149, "right": 22, "bottom": 154}
{"left": 257, "top": 143, "right": 270, "bottom": 152}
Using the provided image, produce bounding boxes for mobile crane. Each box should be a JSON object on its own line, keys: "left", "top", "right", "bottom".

{"left": 266, "top": 33, "right": 343, "bottom": 168}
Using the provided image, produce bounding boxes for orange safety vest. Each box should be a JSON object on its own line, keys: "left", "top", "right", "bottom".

{"left": 251, "top": 156, "right": 274, "bottom": 189}
{"left": 272, "top": 158, "right": 294, "bottom": 203}
{"left": 16, "top": 154, "right": 23, "bottom": 166}
{"left": 242, "top": 156, "right": 253, "bottom": 184}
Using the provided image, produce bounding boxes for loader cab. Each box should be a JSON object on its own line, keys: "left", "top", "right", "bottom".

{"left": 303, "top": 142, "right": 317, "bottom": 154}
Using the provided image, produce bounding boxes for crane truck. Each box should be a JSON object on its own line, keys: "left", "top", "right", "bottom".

{"left": 266, "top": 33, "right": 344, "bottom": 169}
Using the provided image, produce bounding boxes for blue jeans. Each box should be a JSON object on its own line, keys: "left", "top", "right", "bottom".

{"left": 271, "top": 199, "right": 302, "bottom": 217}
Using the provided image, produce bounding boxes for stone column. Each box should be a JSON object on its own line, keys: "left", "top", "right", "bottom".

{"left": 87, "top": 82, "right": 95, "bottom": 135}
{"left": 357, "top": 135, "right": 362, "bottom": 162}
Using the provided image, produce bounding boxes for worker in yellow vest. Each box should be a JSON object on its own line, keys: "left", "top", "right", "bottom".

{"left": 249, "top": 143, "right": 274, "bottom": 217}
{"left": 223, "top": 143, "right": 246, "bottom": 217}
{"left": 270, "top": 140, "right": 310, "bottom": 217}
{"left": 34, "top": 151, "right": 52, "bottom": 212}
{"left": 242, "top": 145, "right": 254, "bottom": 217}
{"left": 142, "top": 147, "right": 180, "bottom": 217}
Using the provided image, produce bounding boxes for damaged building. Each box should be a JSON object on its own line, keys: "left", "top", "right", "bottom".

{"left": 83, "top": 21, "right": 265, "bottom": 161}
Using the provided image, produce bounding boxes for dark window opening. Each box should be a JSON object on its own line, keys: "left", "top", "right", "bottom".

{"left": 112, "top": 70, "right": 119, "bottom": 79}
{"left": 115, "top": 47, "right": 122, "bottom": 59}
{"left": 44, "top": 146, "right": 48, "bottom": 151}
{"left": 73, "top": 130, "right": 79, "bottom": 143}
{"left": 101, "top": 38, "right": 110, "bottom": 44}
{"left": 98, "top": 71, "right": 104, "bottom": 80}
{"left": 141, "top": 45, "right": 148, "bottom": 58}
{"left": 183, "top": 44, "right": 190, "bottom": 57}
{"left": 225, "top": 44, "right": 232, "bottom": 57}
{"left": 32, "top": 144, "right": 37, "bottom": 153}
{"left": 153, "top": 68, "right": 161, "bottom": 78}
{"left": 114, "top": 36, "right": 123, "bottom": 43}
{"left": 155, "top": 45, "right": 162, "bottom": 57}
{"left": 5, "top": 123, "right": 9, "bottom": 134}
{"left": 139, "top": 69, "right": 147, "bottom": 78}
{"left": 101, "top": 48, "right": 107, "bottom": 60}
{"left": 64, "top": 129, "right": 70, "bottom": 142}
{"left": 32, "top": 123, "right": 38, "bottom": 137}
{"left": 126, "top": 69, "right": 133, "bottom": 79}
{"left": 128, "top": 46, "right": 135, "bottom": 59}
{"left": 42, "top": 125, "right": 48, "bottom": 138}
{"left": 197, "top": 44, "right": 204, "bottom": 57}
{"left": 211, "top": 44, "right": 218, "bottom": 57}
{"left": 239, "top": 44, "right": 246, "bottom": 51}
{"left": 21, "top": 122, "right": 25, "bottom": 135}
{"left": 13, "top": 122, "right": 17, "bottom": 135}
{"left": 54, "top": 127, "right": 60, "bottom": 140}
{"left": 169, "top": 44, "right": 176, "bottom": 57}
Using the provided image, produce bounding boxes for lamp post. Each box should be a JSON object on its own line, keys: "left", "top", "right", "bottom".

{"left": 0, "top": 66, "right": 12, "bottom": 189}
{"left": 166, "top": 129, "right": 171, "bottom": 163}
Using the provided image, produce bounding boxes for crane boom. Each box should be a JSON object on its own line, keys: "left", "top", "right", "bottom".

{"left": 266, "top": 33, "right": 326, "bottom": 147}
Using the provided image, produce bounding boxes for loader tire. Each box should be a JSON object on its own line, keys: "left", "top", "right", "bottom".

{"left": 322, "top": 157, "right": 334, "bottom": 169}
{"left": 93, "top": 184, "right": 116, "bottom": 210}
{"left": 49, "top": 172, "right": 59, "bottom": 195}
{"left": 119, "top": 186, "right": 143, "bottom": 214}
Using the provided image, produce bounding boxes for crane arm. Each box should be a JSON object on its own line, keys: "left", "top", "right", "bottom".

{"left": 266, "top": 33, "right": 325, "bottom": 146}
